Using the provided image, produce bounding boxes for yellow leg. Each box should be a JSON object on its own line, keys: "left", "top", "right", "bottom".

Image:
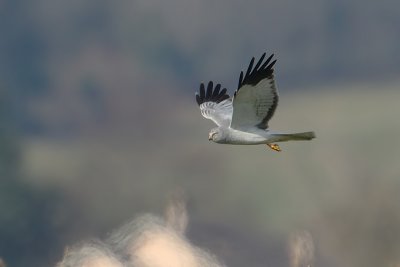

{"left": 267, "top": 143, "right": 281, "bottom": 152}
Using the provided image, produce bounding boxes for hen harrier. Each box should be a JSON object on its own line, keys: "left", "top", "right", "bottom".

{"left": 195, "top": 53, "right": 315, "bottom": 151}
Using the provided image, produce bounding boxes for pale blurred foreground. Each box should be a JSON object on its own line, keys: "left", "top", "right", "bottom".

{"left": 56, "top": 192, "right": 313, "bottom": 267}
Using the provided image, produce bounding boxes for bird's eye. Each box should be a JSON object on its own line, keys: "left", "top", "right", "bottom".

{"left": 208, "top": 131, "right": 217, "bottom": 141}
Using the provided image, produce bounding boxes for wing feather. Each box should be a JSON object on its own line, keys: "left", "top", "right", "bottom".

{"left": 230, "top": 53, "right": 278, "bottom": 130}
{"left": 196, "top": 81, "right": 232, "bottom": 127}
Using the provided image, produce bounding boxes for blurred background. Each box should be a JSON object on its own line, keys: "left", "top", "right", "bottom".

{"left": 1, "top": 0, "right": 400, "bottom": 266}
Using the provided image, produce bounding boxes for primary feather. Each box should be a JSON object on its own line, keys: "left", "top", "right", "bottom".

{"left": 196, "top": 81, "right": 233, "bottom": 127}
{"left": 231, "top": 53, "right": 278, "bottom": 130}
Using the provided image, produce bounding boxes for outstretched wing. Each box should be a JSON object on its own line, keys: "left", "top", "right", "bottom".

{"left": 230, "top": 53, "right": 278, "bottom": 130}
{"left": 196, "top": 81, "right": 233, "bottom": 127}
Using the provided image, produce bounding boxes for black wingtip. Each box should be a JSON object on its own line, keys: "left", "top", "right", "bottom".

{"left": 238, "top": 71, "right": 243, "bottom": 90}
{"left": 206, "top": 81, "right": 213, "bottom": 96}
{"left": 245, "top": 57, "right": 255, "bottom": 78}
{"left": 269, "top": 59, "right": 277, "bottom": 69}
{"left": 195, "top": 93, "right": 201, "bottom": 105}
{"left": 260, "top": 54, "right": 274, "bottom": 70}
{"left": 195, "top": 81, "right": 230, "bottom": 106}
{"left": 238, "top": 53, "right": 276, "bottom": 89}
{"left": 212, "top": 84, "right": 221, "bottom": 98}
{"left": 254, "top": 53, "right": 266, "bottom": 72}
{"left": 199, "top": 83, "right": 205, "bottom": 99}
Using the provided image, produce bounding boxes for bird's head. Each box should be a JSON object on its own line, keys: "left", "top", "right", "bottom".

{"left": 208, "top": 127, "right": 225, "bottom": 143}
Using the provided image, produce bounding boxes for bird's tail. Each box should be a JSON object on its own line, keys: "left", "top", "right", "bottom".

{"left": 269, "top": 131, "right": 316, "bottom": 142}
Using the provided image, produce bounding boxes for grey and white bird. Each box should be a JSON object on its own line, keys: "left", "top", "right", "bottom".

{"left": 195, "top": 53, "right": 315, "bottom": 151}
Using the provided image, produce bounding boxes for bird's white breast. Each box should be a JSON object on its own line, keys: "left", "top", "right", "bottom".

{"left": 224, "top": 128, "right": 270, "bottom": 145}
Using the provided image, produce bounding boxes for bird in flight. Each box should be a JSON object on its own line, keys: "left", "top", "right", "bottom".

{"left": 195, "top": 53, "right": 315, "bottom": 152}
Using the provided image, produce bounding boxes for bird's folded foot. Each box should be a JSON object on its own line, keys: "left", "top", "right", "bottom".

{"left": 267, "top": 143, "right": 281, "bottom": 152}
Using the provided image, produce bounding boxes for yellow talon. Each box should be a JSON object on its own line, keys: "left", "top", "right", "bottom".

{"left": 267, "top": 143, "right": 281, "bottom": 152}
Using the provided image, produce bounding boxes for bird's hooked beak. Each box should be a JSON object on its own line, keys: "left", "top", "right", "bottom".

{"left": 208, "top": 132, "right": 213, "bottom": 141}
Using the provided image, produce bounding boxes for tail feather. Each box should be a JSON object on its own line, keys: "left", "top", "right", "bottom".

{"left": 270, "top": 131, "right": 316, "bottom": 142}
